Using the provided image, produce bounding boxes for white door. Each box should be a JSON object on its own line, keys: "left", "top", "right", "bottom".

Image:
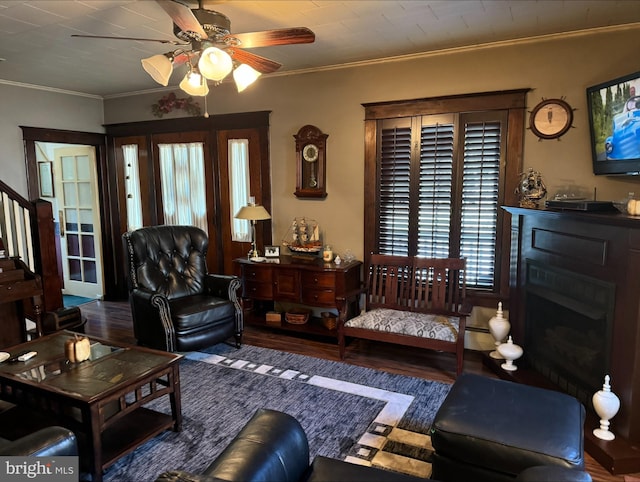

{"left": 53, "top": 146, "right": 104, "bottom": 299}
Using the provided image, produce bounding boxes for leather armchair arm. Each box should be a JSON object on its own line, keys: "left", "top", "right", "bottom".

{"left": 205, "top": 275, "right": 243, "bottom": 334}
{"left": 130, "top": 288, "right": 176, "bottom": 352}
{"left": 1, "top": 427, "right": 77, "bottom": 457}
{"left": 204, "top": 274, "right": 240, "bottom": 300}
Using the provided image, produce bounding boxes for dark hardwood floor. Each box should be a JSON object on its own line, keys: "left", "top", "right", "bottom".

{"left": 80, "top": 300, "right": 630, "bottom": 482}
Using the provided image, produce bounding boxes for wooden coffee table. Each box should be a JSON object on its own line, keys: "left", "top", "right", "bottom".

{"left": 0, "top": 331, "right": 182, "bottom": 482}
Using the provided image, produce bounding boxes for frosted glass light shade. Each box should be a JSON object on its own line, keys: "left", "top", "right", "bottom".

{"left": 199, "top": 47, "right": 233, "bottom": 81}
{"left": 233, "top": 64, "right": 261, "bottom": 92}
{"left": 141, "top": 54, "right": 173, "bottom": 86}
{"left": 179, "top": 72, "right": 209, "bottom": 96}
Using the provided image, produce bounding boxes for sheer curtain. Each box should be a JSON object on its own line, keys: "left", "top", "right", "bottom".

{"left": 228, "top": 139, "right": 251, "bottom": 242}
{"left": 158, "top": 143, "right": 208, "bottom": 233}
{"left": 122, "top": 144, "right": 143, "bottom": 231}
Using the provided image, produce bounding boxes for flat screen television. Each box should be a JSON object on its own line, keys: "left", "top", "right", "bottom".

{"left": 587, "top": 70, "right": 640, "bottom": 175}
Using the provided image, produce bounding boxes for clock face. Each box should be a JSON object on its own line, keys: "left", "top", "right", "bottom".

{"left": 302, "top": 143, "right": 319, "bottom": 162}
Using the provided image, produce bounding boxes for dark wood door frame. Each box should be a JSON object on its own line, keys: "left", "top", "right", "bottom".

{"left": 106, "top": 111, "right": 272, "bottom": 300}
{"left": 21, "top": 127, "right": 113, "bottom": 302}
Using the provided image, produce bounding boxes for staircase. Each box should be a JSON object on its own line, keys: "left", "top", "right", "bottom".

{"left": 0, "top": 178, "right": 62, "bottom": 313}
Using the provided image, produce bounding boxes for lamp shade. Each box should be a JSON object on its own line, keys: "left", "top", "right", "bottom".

{"left": 199, "top": 47, "right": 233, "bottom": 81}
{"left": 233, "top": 64, "right": 261, "bottom": 92}
{"left": 141, "top": 54, "right": 173, "bottom": 86}
{"left": 235, "top": 204, "right": 271, "bottom": 221}
{"left": 179, "top": 71, "right": 209, "bottom": 96}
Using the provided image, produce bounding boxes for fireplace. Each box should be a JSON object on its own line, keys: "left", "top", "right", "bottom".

{"left": 504, "top": 206, "right": 640, "bottom": 474}
{"left": 524, "top": 261, "right": 615, "bottom": 408}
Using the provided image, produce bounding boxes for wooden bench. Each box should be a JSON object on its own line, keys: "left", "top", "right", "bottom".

{"left": 338, "top": 254, "right": 470, "bottom": 375}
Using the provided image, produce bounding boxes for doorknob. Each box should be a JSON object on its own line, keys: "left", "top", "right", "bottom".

{"left": 59, "top": 210, "right": 65, "bottom": 237}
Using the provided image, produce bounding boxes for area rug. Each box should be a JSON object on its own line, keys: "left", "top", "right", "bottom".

{"left": 102, "top": 344, "right": 451, "bottom": 482}
{"left": 63, "top": 294, "right": 95, "bottom": 307}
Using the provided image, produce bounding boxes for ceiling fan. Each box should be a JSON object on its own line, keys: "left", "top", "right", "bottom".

{"left": 72, "top": 0, "right": 315, "bottom": 95}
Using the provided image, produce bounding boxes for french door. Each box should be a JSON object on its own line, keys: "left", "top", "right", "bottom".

{"left": 115, "top": 129, "right": 270, "bottom": 275}
{"left": 53, "top": 146, "right": 104, "bottom": 298}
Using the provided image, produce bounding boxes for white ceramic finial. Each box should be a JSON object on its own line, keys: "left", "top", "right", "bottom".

{"left": 489, "top": 302, "right": 510, "bottom": 359}
{"left": 497, "top": 336, "right": 523, "bottom": 371}
{"left": 593, "top": 375, "right": 620, "bottom": 441}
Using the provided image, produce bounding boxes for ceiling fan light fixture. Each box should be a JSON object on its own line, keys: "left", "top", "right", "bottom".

{"left": 179, "top": 70, "right": 209, "bottom": 97}
{"left": 141, "top": 53, "right": 174, "bottom": 86}
{"left": 198, "top": 46, "right": 233, "bottom": 81}
{"left": 233, "top": 64, "right": 261, "bottom": 92}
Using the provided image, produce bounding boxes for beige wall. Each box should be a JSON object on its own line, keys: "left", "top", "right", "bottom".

{"left": 105, "top": 28, "right": 640, "bottom": 256}
{"left": 0, "top": 84, "right": 104, "bottom": 197}
{"left": 105, "top": 25, "right": 640, "bottom": 260}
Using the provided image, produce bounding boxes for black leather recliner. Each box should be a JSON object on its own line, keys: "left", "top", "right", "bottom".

{"left": 123, "top": 225, "right": 242, "bottom": 352}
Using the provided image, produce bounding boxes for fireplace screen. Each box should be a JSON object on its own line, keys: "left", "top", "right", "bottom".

{"left": 525, "top": 261, "right": 615, "bottom": 407}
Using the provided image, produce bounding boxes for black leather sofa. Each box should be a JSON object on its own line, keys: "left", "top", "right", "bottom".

{"left": 0, "top": 426, "right": 78, "bottom": 457}
{"left": 156, "top": 409, "right": 591, "bottom": 482}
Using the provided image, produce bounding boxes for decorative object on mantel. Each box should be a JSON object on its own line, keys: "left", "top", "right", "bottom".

{"left": 515, "top": 168, "right": 547, "bottom": 208}
{"left": 592, "top": 375, "right": 621, "bottom": 441}
{"left": 488, "top": 302, "right": 510, "bottom": 359}
{"left": 497, "top": 336, "right": 523, "bottom": 371}
{"left": 151, "top": 93, "right": 201, "bottom": 118}
{"left": 528, "top": 97, "right": 575, "bottom": 140}
{"left": 282, "top": 217, "right": 322, "bottom": 256}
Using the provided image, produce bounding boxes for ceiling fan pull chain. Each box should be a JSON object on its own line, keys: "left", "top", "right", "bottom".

{"left": 204, "top": 95, "right": 209, "bottom": 119}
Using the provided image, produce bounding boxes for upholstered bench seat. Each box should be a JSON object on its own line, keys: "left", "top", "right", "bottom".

{"left": 344, "top": 308, "right": 460, "bottom": 343}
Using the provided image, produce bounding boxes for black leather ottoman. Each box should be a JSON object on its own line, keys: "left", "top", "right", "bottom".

{"left": 430, "top": 373, "right": 586, "bottom": 482}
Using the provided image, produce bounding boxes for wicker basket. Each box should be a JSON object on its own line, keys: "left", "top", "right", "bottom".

{"left": 321, "top": 312, "right": 338, "bottom": 330}
{"left": 285, "top": 309, "right": 310, "bottom": 325}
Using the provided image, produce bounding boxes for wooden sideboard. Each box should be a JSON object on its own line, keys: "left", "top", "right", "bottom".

{"left": 234, "top": 257, "right": 362, "bottom": 337}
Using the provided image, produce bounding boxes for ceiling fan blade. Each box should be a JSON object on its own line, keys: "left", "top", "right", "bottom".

{"left": 229, "top": 49, "right": 282, "bottom": 74}
{"left": 156, "top": 0, "right": 208, "bottom": 39}
{"left": 71, "top": 34, "right": 188, "bottom": 46}
{"left": 224, "top": 27, "right": 315, "bottom": 48}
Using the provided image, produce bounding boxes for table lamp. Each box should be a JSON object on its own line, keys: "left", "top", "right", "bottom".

{"left": 235, "top": 201, "right": 271, "bottom": 259}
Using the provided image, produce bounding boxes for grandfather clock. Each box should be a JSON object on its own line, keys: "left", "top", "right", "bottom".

{"left": 294, "top": 125, "right": 328, "bottom": 198}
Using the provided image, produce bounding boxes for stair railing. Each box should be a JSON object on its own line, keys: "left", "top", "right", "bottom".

{"left": 0, "top": 178, "right": 63, "bottom": 312}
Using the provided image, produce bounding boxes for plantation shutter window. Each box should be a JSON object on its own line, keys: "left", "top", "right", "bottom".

{"left": 379, "top": 119, "right": 412, "bottom": 256}
{"left": 417, "top": 118, "right": 455, "bottom": 259}
{"left": 364, "top": 91, "right": 526, "bottom": 299}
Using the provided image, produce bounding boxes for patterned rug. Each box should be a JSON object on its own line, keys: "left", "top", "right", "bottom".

{"left": 63, "top": 295, "right": 95, "bottom": 307}
{"left": 102, "top": 344, "right": 451, "bottom": 481}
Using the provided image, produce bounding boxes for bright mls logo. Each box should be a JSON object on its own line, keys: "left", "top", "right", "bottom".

{"left": 1, "top": 457, "right": 78, "bottom": 481}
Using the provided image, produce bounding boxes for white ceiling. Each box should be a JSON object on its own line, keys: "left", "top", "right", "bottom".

{"left": 1, "top": 0, "right": 639, "bottom": 98}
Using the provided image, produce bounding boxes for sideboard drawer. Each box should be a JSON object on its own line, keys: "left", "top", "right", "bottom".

{"left": 301, "top": 271, "right": 335, "bottom": 288}
{"left": 235, "top": 256, "right": 362, "bottom": 338}
{"left": 242, "top": 266, "right": 272, "bottom": 283}
{"left": 301, "top": 289, "right": 335, "bottom": 306}
{"left": 244, "top": 281, "right": 273, "bottom": 299}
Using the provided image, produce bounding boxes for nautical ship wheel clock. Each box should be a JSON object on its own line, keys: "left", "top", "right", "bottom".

{"left": 529, "top": 97, "right": 575, "bottom": 140}
{"left": 294, "top": 124, "right": 328, "bottom": 198}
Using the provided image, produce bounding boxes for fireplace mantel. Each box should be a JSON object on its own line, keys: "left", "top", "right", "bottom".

{"left": 504, "top": 206, "right": 640, "bottom": 474}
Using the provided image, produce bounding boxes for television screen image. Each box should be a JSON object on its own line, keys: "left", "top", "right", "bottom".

{"left": 587, "top": 70, "right": 640, "bottom": 175}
